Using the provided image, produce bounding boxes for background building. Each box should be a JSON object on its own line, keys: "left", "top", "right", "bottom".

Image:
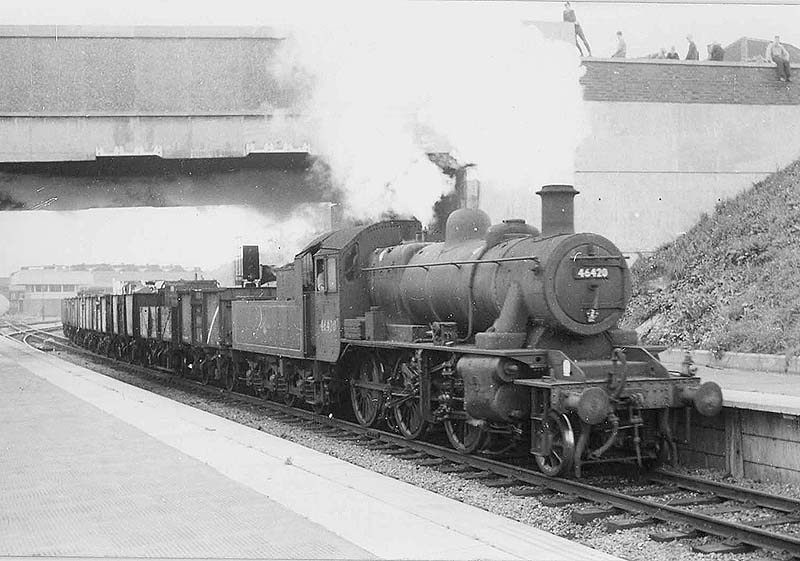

{"left": 8, "top": 264, "right": 205, "bottom": 318}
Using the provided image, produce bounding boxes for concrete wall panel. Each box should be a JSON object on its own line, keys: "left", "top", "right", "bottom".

{"left": 0, "top": 32, "right": 288, "bottom": 115}
{"left": 742, "top": 410, "right": 800, "bottom": 441}
{"left": 743, "top": 462, "right": 800, "bottom": 485}
{"left": 575, "top": 101, "right": 800, "bottom": 251}
{"left": 742, "top": 434, "right": 800, "bottom": 472}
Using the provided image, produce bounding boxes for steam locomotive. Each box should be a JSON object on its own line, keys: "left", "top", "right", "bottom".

{"left": 62, "top": 185, "right": 722, "bottom": 477}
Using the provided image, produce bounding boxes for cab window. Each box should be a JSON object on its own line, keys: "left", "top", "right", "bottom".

{"left": 326, "top": 256, "right": 338, "bottom": 292}
{"left": 315, "top": 258, "right": 326, "bottom": 292}
{"left": 315, "top": 256, "right": 338, "bottom": 293}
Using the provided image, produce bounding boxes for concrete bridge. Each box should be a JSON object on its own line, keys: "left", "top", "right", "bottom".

{"left": 1, "top": 25, "right": 799, "bottom": 252}
{"left": 0, "top": 25, "right": 306, "bottom": 162}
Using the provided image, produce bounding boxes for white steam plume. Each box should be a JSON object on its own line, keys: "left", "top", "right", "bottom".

{"left": 276, "top": 2, "right": 588, "bottom": 225}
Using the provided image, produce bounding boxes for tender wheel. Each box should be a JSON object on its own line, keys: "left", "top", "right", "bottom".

{"left": 350, "top": 356, "right": 385, "bottom": 427}
{"left": 444, "top": 417, "right": 487, "bottom": 453}
{"left": 534, "top": 412, "right": 576, "bottom": 477}
{"left": 261, "top": 366, "right": 276, "bottom": 401}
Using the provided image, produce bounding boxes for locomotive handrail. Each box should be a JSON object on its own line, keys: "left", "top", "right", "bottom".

{"left": 362, "top": 256, "right": 541, "bottom": 272}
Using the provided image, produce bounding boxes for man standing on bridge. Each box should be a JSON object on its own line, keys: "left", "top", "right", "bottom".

{"left": 563, "top": 2, "right": 592, "bottom": 57}
{"left": 766, "top": 36, "right": 792, "bottom": 82}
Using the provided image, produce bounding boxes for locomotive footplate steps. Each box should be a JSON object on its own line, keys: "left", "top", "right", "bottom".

{"left": 0, "top": 335, "right": 623, "bottom": 561}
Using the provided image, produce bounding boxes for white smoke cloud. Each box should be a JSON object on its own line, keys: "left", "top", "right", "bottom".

{"left": 276, "top": 1, "right": 588, "bottom": 225}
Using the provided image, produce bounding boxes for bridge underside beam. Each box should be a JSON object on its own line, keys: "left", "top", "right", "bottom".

{"left": 0, "top": 114, "right": 310, "bottom": 163}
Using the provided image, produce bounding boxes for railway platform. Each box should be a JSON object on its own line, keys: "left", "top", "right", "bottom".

{"left": 661, "top": 354, "right": 800, "bottom": 484}
{"left": 0, "top": 334, "right": 622, "bottom": 561}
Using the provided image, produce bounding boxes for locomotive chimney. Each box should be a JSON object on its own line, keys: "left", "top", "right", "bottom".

{"left": 454, "top": 164, "right": 480, "bottom": 210}
{"left": 536, "top": 184, "right": 579, "bottom": 236}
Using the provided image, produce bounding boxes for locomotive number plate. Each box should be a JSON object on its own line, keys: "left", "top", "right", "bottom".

{"left": 573, "top": 267, "right": 609, "bottom": 280}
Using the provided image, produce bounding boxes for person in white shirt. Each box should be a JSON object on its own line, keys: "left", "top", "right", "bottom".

{"left": 766, "top": 35, "right": 791, "bottom": 82}
{"left": 612, "top": 31, "right": 626, "bottom": 58}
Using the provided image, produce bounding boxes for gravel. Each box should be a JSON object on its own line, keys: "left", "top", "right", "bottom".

{"left": 53, "top": 348, "right": 797, "bottom": 561}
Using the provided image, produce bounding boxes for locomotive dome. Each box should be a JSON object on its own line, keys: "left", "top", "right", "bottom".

{"left": 444, "top": 208, "right": 491, "bottom": 246}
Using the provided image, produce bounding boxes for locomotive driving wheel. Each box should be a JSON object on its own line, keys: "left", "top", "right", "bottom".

{"left": 444, "top": 417, "right": 487, "bottom": 453}
{"left": 391, "top": 356, "right": 429, "bottom": 440}
{"left": 534, "top": 411, "right": 576, "bottom": 477}
{"left": 350, "top": 355, "right": 385, "bottom": 427}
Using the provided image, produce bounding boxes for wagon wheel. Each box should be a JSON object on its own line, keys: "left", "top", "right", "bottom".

{"left": 225, "top": 361, "right": 239, "bottom": 392}
{"left": 283, "top": 389, "right": 298, "bottom": 407}
{"left": 534, "top": 411, "right": 575, "bottom": 477}
{"left": 391, "top": 358, "right": 428, "bottom": 440}
{"left": 200, "top": 354, "right": 213, "bottom": 386}
{"left": 444, "top": 417, "right": 488, "bottom": 454}
{"left": 312, "top": 399, "right": 329, "bottom": 416}
{"left": 166, "top": 348, "right": 176, "bottom": 372}
{"left": 349, "top": 355, "right": 385, "bottom": 427}
{"left": 130, "top": 342, "right": 144, "bottom": 364}
{"left": 177, "top": 352, "right": 190, "bottom": 378}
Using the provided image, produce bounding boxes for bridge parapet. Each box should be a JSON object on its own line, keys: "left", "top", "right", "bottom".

{"left": 581, "top": 58, "right": 800, "bottom": 105}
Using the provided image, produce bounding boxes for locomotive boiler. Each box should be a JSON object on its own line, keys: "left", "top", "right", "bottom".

{"left": 62, "top": 184, "right": 723, "bottom": 478}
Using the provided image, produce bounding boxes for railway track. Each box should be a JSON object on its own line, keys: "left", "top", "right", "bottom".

{"left": 5, "top": 318, "right": 800, "bottom": 558}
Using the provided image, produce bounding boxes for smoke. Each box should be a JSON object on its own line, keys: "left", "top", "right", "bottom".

{"left": 276, "top": 2, "right": 587, "bottom": 225}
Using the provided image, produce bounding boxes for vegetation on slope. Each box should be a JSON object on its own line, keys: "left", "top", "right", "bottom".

{"left": 621, "top": 160, "right": 800, "bottom": 355}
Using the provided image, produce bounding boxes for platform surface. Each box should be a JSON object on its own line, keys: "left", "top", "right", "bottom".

{"left": 0, "top": 334, "right": 622, "bottom": 561}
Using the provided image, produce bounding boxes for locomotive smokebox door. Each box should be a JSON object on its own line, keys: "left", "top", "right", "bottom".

{"left": 314, "top": 254, "right": 341, "bottom": 362}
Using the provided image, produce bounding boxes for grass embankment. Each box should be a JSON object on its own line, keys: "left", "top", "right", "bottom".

{"left": 621, "top": 160, "right": 800, "bottom": 356}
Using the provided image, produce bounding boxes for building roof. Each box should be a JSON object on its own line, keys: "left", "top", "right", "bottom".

{"left": 9, "top": 264, "right": 204, "bottom": 287}
{"left": 10, "top": 268, "right": 93, "bottom": 286}
{"left": 724, "top": 37, "right": 800, "bottom": 62}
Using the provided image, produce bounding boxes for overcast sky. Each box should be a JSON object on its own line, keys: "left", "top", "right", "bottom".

{"left": 0, "top": 0, "right": 797, "bottom": 59}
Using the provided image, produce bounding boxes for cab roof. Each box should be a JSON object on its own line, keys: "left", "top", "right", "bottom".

{"left": 296, "top": 219, "right": 421, "bottom": 258}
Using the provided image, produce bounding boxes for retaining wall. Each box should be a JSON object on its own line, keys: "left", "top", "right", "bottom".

{"left": 676, "top": 407, "right": 800, "bottom": 484}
